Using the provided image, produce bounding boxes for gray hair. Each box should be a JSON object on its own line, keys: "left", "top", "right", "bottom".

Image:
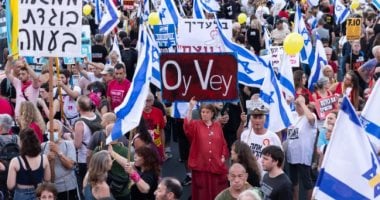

{"left": 238, "top": 190, "right": 262, "bottom": 200}
{"left": 372, "top": 45, "right": 380, "bottom": 57}
{"left": 0, "top": 114, "right": 13, "bottom": 132}
{"left": 46, "top": 119, "right": 63, "bottom": 133}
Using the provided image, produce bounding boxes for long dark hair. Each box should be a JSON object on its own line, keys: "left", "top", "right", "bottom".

{"left": 232, "top": 141, "right": 261, "bottom": 182}
{"left": 20, "top": 128, "right": 41, "bottom": 157}
{"left": 294, "top": 70, "right": 305, "bottom": 90}
{"left": 135, "top": 117, "right": 153, "bottom": 144}
{"left": 135, "top": 146, "right": 160, "bottom": 177}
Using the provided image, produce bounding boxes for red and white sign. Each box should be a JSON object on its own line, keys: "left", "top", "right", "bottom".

{"left": 314, "top": 95, "right": 338, "bottom": 120}
{"left": 160, "top": 53, "right": 238, "bottom": 101}
{"left": 270, "top": 46, "right": 299, "bottom": 68}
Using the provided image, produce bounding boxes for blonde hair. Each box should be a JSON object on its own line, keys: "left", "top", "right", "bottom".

{"left": 88, "top": 150, "right": 112, "bottom": 187}
{"left": 19, "top": 101, "right": 46, "bottom": 133}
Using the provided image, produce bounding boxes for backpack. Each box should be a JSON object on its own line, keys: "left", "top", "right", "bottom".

{"left": 77, "top": 114, "right": 103, "bottom": 134}
{"left": 0, "top": 135, "right": 19, "bottom": 188}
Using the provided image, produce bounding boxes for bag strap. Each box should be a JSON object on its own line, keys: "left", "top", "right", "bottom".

{"left": 21, "top": 155, "right": 37, "bottom": 188}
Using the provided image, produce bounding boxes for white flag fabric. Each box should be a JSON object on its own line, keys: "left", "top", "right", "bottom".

{"left": 146, "top": 27, "right": 162, "bottom": 89}
{"left": 307, "top": 0, "right": 319, "bottom": 6}
{"left": 193, "top": 0, "right": 206, "bottom": 19}
{"left": 334, "top": 0, "right": 350, "bottom": 25}
{"left": 111, "top": 35, "right": 122, "bottom": 63}
{"left": 107, "top": 24, "right": 152, "bottom": 143}
{"left": 294, "top": 3, "right": 313, "bottom": 65}
{"left": 99, "top": 0, "right": 120, "bottom": 35}
{"left": 260, "top": 63, "right": 294, "bottom": 132}
{"left": 279, "top": 54, "right": 295, "bottom": 101}
{"left": 215, "top": 18, "right": 267, "bottom": 87}
{"left": 157, "top": 0, "right": 181, "bottom": 28}
{"left": 170, "top": 102, "right": 189, "bottom": 119}
{"left": 361, "top": 79, "right": 380, "bottom": 152}
{"left": 308, "top": 34, "right": 327, "bottom": 92}
{"left": 314, "top": 96, "right": 380, "bottom": 199}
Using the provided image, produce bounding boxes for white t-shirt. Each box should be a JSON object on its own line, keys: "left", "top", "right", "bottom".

{"left": 53, "top": 86, "right": 81, "bottom": 124}
{"left": 286, "top": 113, "right": 318, "bottom": 166}
{"left": 240, "top": 128, "right": 282, "bottom": 162}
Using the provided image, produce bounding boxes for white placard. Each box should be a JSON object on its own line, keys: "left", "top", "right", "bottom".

{"left": 18, "top": 0, "right": 82, "bottom": 57}
{"left": 177, "top": 18, "right": 232, "bottom": 53}
{"left": 270, "top": 46, "right": 300, "bottom": 68}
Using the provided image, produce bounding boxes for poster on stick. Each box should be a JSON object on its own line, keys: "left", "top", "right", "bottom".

{"left": 160, "top": 53, "right": 238, "bottom": 101}
{"left": 19, "top": 0, "right": 82, "bottom": 57}
{"left": 314, "top": 95, "right": 338, "bottom": 120}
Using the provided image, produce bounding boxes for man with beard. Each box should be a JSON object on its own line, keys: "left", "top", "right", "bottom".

{"left": 5, "top": 57, "right": 39, "bottom": 118}
{"left": 106, "top": 63, "right": 131, "bottom": 111}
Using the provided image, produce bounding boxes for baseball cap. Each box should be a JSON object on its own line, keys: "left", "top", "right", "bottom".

{"left": 101, "top": 65, "right": 114, "bottom": 75}
{"left": 246, "top": 99, "right": 269, "bottom": 115}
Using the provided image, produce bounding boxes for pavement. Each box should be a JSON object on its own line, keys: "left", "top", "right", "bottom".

{"left": 161, "top": 140, "right": 191, "bottom": 200}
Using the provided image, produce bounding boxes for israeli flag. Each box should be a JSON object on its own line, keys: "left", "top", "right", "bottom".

{"left": 99, "top": 0, "right": 120, "bottom": 35}
{"left": 157, "top": 0, "right": 181, "bottom": 28}
{"left": 294, "top": 3, "right": 313, "bottom": 65}
{"left": 146, "top": 27, "right": 162, "bottom": 89}
{"left": 170, "top": 102, "right": 188, "bottom": 119}
{"left": 308, "top": 34, "right": 327, "bottom": 92}
{"left": 279, "top": 54, "right": 295, "bottom": 101}
{"left": 111, "top": 35, "right": 122, "bottom": 63}
{"left": 260, "top": 62, "right": 294, "bottom": 133}
{"left": 107, "top": 25, "right": 152, "bottom": 143}
{"left": 314, "top": 96, "right": 380, "bottom": 200}
{"left": 361, "top": 80, "right": 380, "bottom": 152}
{"left": 334, "top": 0, "right": 350, "bottom": 25}
{"left": 307, "top": 0, "right": 319, "bottom": 6}
{"left": 95, "top": 0, "right": 103, "bottom": 25}
{"left": 215, "top": 18, "right": 267, "bottom": 87}
{"left": 193, "top": 0, "right": 206, "bottom": 19}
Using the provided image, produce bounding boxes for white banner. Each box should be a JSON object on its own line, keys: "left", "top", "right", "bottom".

{"left": 177, "top": 18, "right": 232, "bottom": 53}
{"left": 270, "top": 46, "right": 300, "bottom": 69}
{"left": 18, "top": 0, "right": 82, "bottom": 57}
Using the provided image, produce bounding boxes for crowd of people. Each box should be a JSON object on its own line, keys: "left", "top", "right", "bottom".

{"left": 0, "top": 0, "right": 379, "bottom": 199}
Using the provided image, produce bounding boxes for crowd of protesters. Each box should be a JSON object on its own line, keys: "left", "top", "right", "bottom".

{"left": 0, "top": 0, "right": 379, "bottom": 199}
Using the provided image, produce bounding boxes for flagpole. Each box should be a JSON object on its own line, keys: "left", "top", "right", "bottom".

{"left": 48, "top": 57, "right": 56, "bottom": 182}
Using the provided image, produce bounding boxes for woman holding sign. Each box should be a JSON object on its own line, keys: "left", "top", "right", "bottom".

{"left": 184, "top": 97, "right": 229, "bottom": 200}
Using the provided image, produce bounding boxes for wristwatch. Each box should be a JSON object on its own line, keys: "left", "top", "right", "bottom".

{"left": 58, "top": 152, "right": 63, "bottom": 157}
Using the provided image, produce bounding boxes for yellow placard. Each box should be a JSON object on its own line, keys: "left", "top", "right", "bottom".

{"left": 346, "top": 18, "right": 362, "bottom": 41}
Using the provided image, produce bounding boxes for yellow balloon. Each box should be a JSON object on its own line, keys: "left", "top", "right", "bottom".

{"left": 237, "top": 13, "right": 247, "bottom": 24}
{"left": 83, "top": 4, "right": 92, "bottom": 16}
{"left": 283, "top": 33, "right": 304, "bottom": 55}
{"left": 148, "top": 12, "right": 160, "bottom": 26}
{"left": 350, "top": 0, "right": 360, "bottom": 10}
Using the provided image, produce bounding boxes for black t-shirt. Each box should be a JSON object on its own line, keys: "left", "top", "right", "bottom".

{"left": 261, "top": 173, "right": 293, "bottom": 200}
{"left": 91, "top": 44, "right": 108, "bottom": 64}
{"left": 345, "top": 52, "right": 366, "bottom": 72}
{"left": 121, "top": 48, "right": 138, "bottom": 81}
{"left": 246, "top": 28, "right": 261, "bottom": 53}
{"left": 130, "top": 170, "right": 158, "bottom": 200}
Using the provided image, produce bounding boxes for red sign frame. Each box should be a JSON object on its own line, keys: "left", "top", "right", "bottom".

{"left": 160, "top": 53, "right": 238, "bottom": 102}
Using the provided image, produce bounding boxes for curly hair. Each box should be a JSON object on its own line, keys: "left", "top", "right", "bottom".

{"left": 134, "top": 117, "right": 154, "bottom": 144}
{"left": 20, "top": 128, "right": 41, "bottom": 157}
{"left": 19, "top": 101, "right": 46, "bottom": 133}
{"left": 232, "top": 141, "right": 261, "bottom": 183}
{"left": 135, "top": 146, "right": 160, "bottom": 177}
{"left": 88, "top": 150, "right": 112, "bottom": 187}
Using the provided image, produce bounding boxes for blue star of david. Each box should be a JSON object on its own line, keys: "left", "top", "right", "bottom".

{"left": 261, "top": 91, "right": 275, "bottom": 104}
{"left": 362, "top": 153, "right": 380, "bottom": 198}
{"left": 300, "top": 28, "right": 310, "bottom": 46}
{"left": 159, "top": 8, "right": 167, "bottom": 20}
{"left": 151, "top": 46, "right": 159, "bottom": 63}
{"left": 238, "top": 59, "right": 253, "bottom": 74}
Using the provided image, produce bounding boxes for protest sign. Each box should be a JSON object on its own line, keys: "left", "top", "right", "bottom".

{"left": 346, "top": 18, "right": 362, "bottom": 41}
{"left": 18, "top": 0, "right": 82, "bottom": 57}
{"left": 160, "top": 53, "right": 238, "bottom": 101}
{"left": 314, "top": 95, "right": 338, "bottom": 120}
{"left": 270, "top": 46, "right": 299, "bottom": 69}
{"left": 177, "top": 18, "right": 232, "bottom": 53}
{"left": 153, "top": 24, "right": 176, "bottom": 48}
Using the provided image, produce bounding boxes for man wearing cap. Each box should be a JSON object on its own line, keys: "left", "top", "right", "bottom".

{"left": 101, "top": 65, "right": 115, "bottom": 84}
{"left": 271, "top": 19, "right": 290, "bottom": 46}
{"left": 238, "top": 99, "right": 282, "bottom": 170}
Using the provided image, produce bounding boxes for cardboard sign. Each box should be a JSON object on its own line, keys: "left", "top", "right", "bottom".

{"left": 123, "top": 0, "right": 135, "bottom": 9}
{"left": 160, "top": 53, "right": 238, "bottom": 101}
{"left": 346, "top": 18, "right": 362, "bottom": 41}
{"left": 153, "top": 24, "right": 176, "bottom": 48}
{"left": 314, "top": 95, "right": 338, "bottom": 120}
{"left": 270, "top": 46, "right": 300, "bottom": 68}
{"left": 19, "top": 0, "right": 82, "bottom": 57}
{"left": 177, "top": 18, "right": 232, "bottom": 53}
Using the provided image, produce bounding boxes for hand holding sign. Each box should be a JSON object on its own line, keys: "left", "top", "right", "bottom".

{"left": 189, "top": 96, "right": 197, "bottom": 109}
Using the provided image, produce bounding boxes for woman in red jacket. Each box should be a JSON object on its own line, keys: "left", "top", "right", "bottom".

{"left": 184, "top": 97, "right": 229, "bottom": 200}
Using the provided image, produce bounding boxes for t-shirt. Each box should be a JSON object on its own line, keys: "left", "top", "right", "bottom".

{"left": 12, "top": 78, "right": 39, "bottom": 117}
{"left": 0, "top": 97, "right": 14, "bottom": 117}
{"left": 41, "top": 140, "right": 77, "bottom": 193}
{"left": 53, "top": 86, "right": 81, "bottom": 124}
{"left": 286, "top": 113, "right": 317, "bottom": 166}
{"left": 143, "top": 107, "right": 165, "bottom": 160}
{"left": 345, "top": 53, "right": 365, "bottom": 72}
{"left": 215, "top": 184, "right": 253, "bottom": 200}
{"left": 240, "top": 129, "right": 282, "bottom": 164}
{"left": 130, "top": 170, "right": 158, "bottom": 200}
{"left": 261, "top": 173, "right": 293, "bottom": 200}
{"left": 106, "top": 79, "right": 131, "bottom": 110}
{"left": 271, "top": 28, "right": 290, "bottom": 45}
{"left": 91, "top": 44, "right": 108, "bottom": 64}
